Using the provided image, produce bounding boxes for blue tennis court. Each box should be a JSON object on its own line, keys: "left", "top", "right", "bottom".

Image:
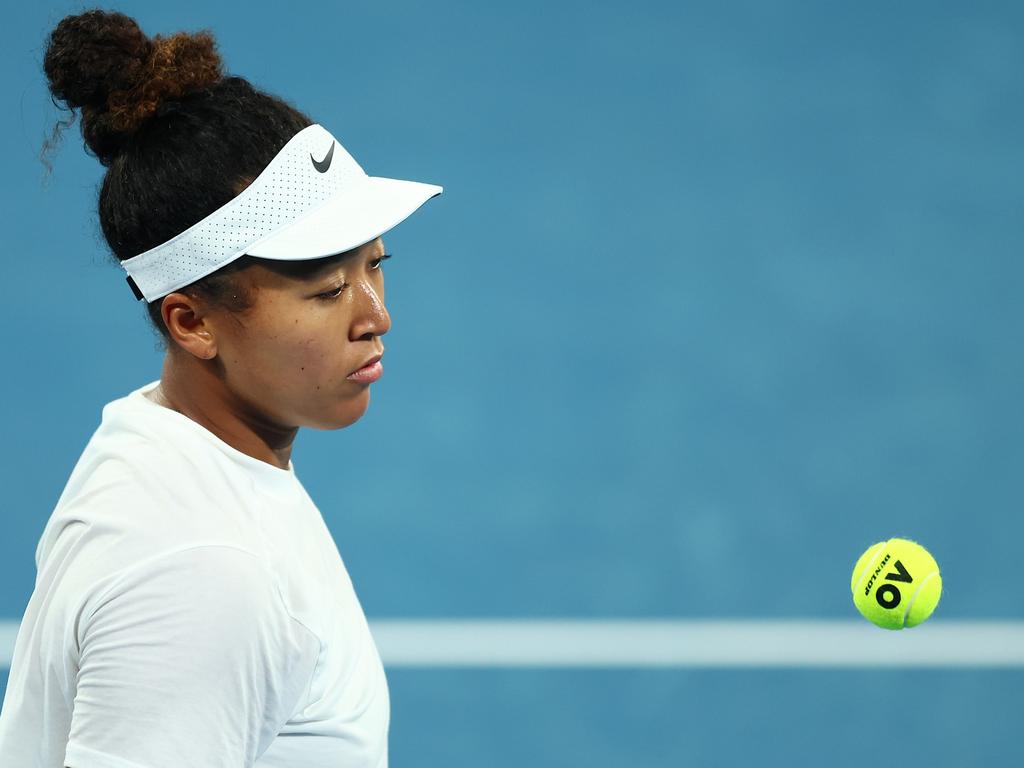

{"left": 2, "top": 1, "right": 1023, "bottom": 765}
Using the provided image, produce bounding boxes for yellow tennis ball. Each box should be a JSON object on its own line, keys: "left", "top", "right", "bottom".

{"left": 850, "top": 537, "right": 942, "bottom": 630}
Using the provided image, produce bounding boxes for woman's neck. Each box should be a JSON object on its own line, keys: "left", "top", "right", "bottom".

{"left": 145, "top": 352, "right": 297, "bottom": 471}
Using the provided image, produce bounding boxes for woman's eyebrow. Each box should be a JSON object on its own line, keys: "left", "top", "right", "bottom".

{"left": 323, "top": 248, "right": 385, "bottom": 271}
{"left": 278, "top": 246, "right": 384, "bottom": 283}
{"left": 310, "top": 257, "right": 346, "bottom": 278}
{"left": 302, "top": 251, "right": 355, "bottom": 278}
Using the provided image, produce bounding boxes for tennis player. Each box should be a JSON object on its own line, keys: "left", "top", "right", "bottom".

{"left": 0, "top": 9, "right": 442, "bottom": 767}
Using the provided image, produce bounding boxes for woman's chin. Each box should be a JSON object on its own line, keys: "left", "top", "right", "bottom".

{"left": 310, "top": 390, "right": 371, "bottom": 430}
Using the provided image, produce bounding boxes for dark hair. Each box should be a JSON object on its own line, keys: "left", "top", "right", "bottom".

{"left": 41, "top": 8, "right": 316, "bottom": 348}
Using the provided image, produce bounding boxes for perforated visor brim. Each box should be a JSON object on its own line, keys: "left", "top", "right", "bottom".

{"left": 244, "top": 175, "right": 443, "bottom": 261}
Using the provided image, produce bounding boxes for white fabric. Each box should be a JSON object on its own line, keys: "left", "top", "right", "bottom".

{"left": 120, "top": 123, "right": 442, "bottom": 302}
{"left": 0, "top": 380, "right": 390, "bottom": 767}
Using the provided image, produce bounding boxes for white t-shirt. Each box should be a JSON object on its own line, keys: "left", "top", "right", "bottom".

{"left": 0, "top": 379, "right": 390, "bottom": 768}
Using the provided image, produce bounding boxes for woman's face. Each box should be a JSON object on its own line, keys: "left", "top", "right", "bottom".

{"left": 201, "top": 236, "right": 391, "bottom": 431}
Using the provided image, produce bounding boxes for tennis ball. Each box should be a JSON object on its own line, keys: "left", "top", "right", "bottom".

{"left": 850, "top": 537, "right": 942, "bottom": 630}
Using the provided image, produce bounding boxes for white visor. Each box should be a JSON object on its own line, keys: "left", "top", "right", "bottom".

{"left": 120, "top": 123, "right": 442, "bottom": 302}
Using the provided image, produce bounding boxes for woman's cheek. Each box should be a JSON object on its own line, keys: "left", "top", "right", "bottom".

{"left": 288, "top": 336, "right": 334, "bottom": 377}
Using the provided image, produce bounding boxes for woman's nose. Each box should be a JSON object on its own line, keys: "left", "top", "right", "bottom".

{"left": 349, "top": 279, "right": 390, "bottom": 340}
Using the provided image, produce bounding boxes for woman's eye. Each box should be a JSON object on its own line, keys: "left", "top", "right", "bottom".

{"left": 319, "top": 255, "right": 390, "bottom": 299}
{"left": 319, "top": 283, "right": 347, "bottom": 300}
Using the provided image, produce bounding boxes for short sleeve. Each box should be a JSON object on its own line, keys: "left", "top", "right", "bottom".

{"left": 64, "top": 545, "right": 320, "bottom": 768}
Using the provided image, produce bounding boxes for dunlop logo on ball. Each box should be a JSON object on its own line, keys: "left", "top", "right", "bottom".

{"left": 850, "top": 538, "right": 942, "bottom": 630}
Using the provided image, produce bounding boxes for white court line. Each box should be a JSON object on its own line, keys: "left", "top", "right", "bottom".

{"left": 3, "top": 619, "right": 1023, "bottom": 670}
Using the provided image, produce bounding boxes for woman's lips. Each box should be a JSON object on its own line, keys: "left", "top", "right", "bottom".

{"left": 346, "top": 359, "right": 383, "bottom": 383}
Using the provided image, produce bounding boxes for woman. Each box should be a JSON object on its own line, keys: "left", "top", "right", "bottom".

{"left": 0, "top": 9, "right": 441, "bottom": 767}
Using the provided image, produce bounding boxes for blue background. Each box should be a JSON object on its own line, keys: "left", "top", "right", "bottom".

{"left": 2, "top": 1, "right": 1023, "bottom": 765}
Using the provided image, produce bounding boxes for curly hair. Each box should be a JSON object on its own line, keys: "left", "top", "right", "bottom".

{"left": 41, "top": 8, "right": 315, "bottom": 348}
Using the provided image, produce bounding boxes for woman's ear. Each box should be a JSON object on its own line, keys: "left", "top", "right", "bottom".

{"left": 160, "top": 292, "right": 218, "bottom": 360}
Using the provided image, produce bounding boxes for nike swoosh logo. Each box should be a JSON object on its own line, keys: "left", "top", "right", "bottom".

{"left": 311, "top": 141, "right": 335, "bottom": 173}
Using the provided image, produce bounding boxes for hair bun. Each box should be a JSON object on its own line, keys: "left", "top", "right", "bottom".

{"left": 43, "top": 10, "right": 224, "bottom": 164}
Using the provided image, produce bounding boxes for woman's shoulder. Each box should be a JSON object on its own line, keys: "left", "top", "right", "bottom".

{"left": 37, "top": 419, "right": 273, "bottom": 580}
